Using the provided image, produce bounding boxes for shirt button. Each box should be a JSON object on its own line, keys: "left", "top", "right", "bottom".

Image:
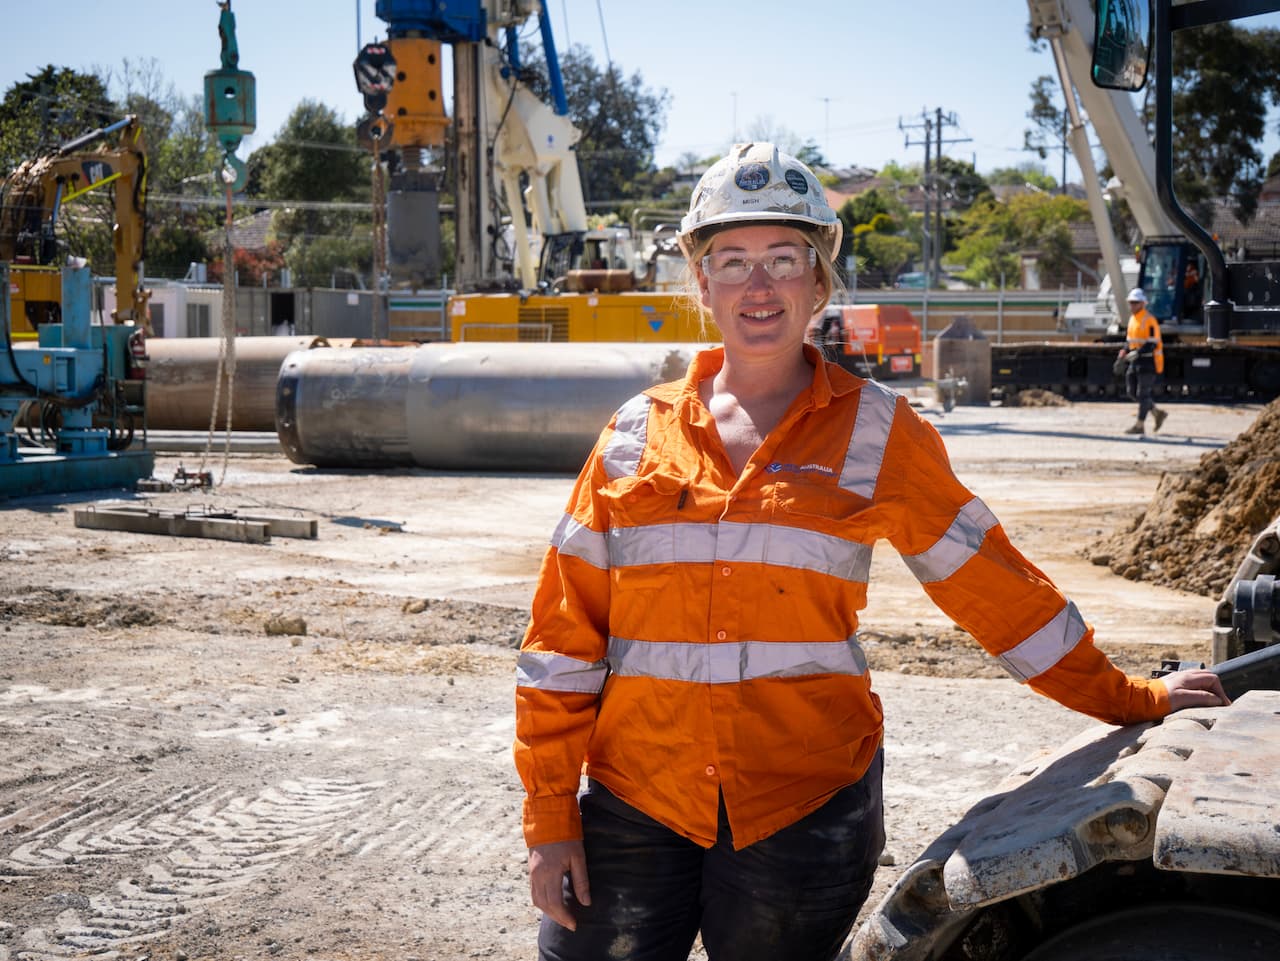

{"left": 721, "top": 565, "right": 731, "bottom": 576}
{"left": 705, "top": 765, "right": 716, "bottom": 776}
{"left": 716, "top": 630, "right": 726, "bottom": 641}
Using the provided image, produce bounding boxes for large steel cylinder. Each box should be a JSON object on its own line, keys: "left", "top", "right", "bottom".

{"left": 145, "top": 336, "right": 329, "bottom": 430}
{"left": 276, "top": 342, "right": 701, "bottom": 472}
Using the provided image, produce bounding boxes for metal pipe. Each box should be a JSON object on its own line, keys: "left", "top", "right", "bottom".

{"left": 145, "top": 336, "right": 329, "bottom": 430}
{"left": 276, "top": 342, "right": 701, "bottom": 472}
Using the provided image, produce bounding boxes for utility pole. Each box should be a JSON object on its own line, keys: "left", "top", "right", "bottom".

{"left": 900, "top": 111, "right": 933, "bottom": 287}
{"left": 934, "top": 107, "right": 970, "bottom": 285}
{"left": 902, "top": 108, "right": 969, "bottom": 286}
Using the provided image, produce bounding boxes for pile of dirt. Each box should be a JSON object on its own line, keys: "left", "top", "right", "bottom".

{"left": 1091, "top": 397, "right": 1280, "bottom": 597}
{"left": 1003, "top": 389, "right": 1071, "bottom": 407}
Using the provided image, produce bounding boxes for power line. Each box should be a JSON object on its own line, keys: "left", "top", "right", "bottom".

{"left": 899, "top": 107, "right": 970, "bottom": 286}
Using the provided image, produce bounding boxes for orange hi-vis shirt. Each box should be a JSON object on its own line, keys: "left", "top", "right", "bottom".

{"left": 514, "top": 346, "right": 1171, "bottom": 851}
{"left": 1126, "top": 306, "right": 1165, "bottom": 374}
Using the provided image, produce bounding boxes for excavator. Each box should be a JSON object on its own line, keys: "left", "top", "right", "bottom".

{"left": 0, "top": 115, "right": 150, "bottom": 493}
{"left": 848, "top": 3, "right": 1280, "bottom": 959}
{"left": 0, "top": 114, "right": 151, "bottom": 341}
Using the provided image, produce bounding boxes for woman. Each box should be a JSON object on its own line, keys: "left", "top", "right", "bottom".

{"left": 513, "top": 143, "right": 1227, "bottom": 961}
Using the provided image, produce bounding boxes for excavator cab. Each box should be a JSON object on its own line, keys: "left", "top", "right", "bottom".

{"left": 1136, "top": 239, "right": 1205, "bottom": 325}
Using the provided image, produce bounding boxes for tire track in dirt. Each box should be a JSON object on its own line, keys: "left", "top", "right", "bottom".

{"left": 2, "top": 778, "right": 381, "bottom": 958}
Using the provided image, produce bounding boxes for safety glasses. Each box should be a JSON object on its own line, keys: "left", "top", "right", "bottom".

{"left": 700, "top": 245, "right": 817, "bottom": 285}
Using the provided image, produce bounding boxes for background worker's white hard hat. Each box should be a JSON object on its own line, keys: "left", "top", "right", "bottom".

{"left": 678, "top": 142, "right": 842, "bottom": 258}
{"left": 1127, "top": 287, "right": 1147, "bottom": 303}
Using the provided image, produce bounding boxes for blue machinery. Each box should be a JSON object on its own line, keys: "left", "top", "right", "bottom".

{"left": 0, "top": 263, "right": 153, "bottom": 497}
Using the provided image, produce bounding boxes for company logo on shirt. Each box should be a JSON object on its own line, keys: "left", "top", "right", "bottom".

{"left": 765, "top": 462, "right": 835, "bottom": 476}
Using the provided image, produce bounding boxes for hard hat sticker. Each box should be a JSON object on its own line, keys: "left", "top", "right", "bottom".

{"left": 735, "top": 163, "right": 771, "bottom": 191}
{"left": 784, "top": 170, "right": 809, "bottom": 194}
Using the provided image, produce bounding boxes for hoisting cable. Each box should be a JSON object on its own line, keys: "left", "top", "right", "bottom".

{"left": 370, "top": 126, "right": 388, "bottom": 343}
{"left": 199, "top": 181, "right": 237, "bottom": 486}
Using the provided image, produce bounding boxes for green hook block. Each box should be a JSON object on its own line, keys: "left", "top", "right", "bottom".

{"left": 204, "top": 69, "right": 257, "bottom": 147}
{"left": 205, "top": 2, "right": 255, "bottom": 192}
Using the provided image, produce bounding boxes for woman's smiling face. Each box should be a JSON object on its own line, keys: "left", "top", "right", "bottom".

{"left": 696, "top": 224, "right": 823, "bottom": 365}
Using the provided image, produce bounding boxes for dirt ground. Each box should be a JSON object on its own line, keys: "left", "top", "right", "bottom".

{"left": 0, "top": 394, "right": 1267, "bottom": 961}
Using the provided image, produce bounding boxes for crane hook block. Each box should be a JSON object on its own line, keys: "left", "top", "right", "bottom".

{"left": 204, "top": 1, "right": 256, "bottom": 188}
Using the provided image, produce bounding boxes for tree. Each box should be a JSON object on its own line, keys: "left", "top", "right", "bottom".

{"left": 987, "top": 163, "right": 1058, "bottom": 192}
{"left": 248, "top": 101, "right": 371, "bottom": 285}
{"left": 0, "top": 66, "right": 117, "bottom": 171}
{"left": 1168, "top": 23, "right": 1280, "bottom": 223}
{"left": 1023, "top": 75, "right": 1068, "bottom": 193}
{"left": 935, "top": 156, "right": 991, "bottom": 211}
{"left": 838, "top": 190, "right": 920, "bottom": 285}
{"left": 252, "top": 100, "right": 365, "bottom": 203}
{"left": 950, "top": 192, "right": 1089, "bottom": 287}
{"left": 525, "top": 45, "right": 669, "bottom": 207}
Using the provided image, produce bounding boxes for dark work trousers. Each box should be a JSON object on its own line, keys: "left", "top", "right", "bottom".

{"left": 1126, "top": 367, "right": 1156, "bottom": 421}
{"left": 538, "top": 750, "right": 885, "bottom": 961}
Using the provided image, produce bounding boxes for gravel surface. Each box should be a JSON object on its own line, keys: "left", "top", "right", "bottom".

{"left": 0, "top": 395, "right": 1266, "bottom": 960}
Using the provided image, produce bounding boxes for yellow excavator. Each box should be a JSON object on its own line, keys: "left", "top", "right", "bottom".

{"left": 0, "top": 114, "right": 150, "bottom": 340}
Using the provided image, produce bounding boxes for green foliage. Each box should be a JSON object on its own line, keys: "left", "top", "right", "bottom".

{"left": 1023, "top": 76, "right": 1066, "bottom": 164}
{"left": 251, "top": 100, "right": 365, "bottom": 203}
{"left": 526, "top": 45, "right": 669, "bottom": 206}
{"left": 950, "top": 192, "right": 1089, "bottom": 286}
{"left": 794, "top": 140, "right": 827, "bottom": 169}
{"left": 839, "top": 188, "right": 909, "bottom": 235}
{"left": 282, "top": 233, "right": 370, "bottom": 289}
{"left": 0, "top": 66, "right": 116, "bottom": 171}
{"left": 147, "top": 222, "right": 212, "bottom": 278}
{"left": 838, "top": 188, "right": 920, "bottom": 282}
{"left": 246, "top": 100, "right": 370, "bottom": 278}
{"left": 1169, "top": 23, "right": 1280, "bottom": 223}
{"left": 934, "top": 156, "right": 991, "bottom": 210}
{"left": 862, "top": 233, "right": 917, "bottom": 280}
{"left": 877, "top": 161, "right": 921, "bottom": 186}
{"left": 986, "top": 164, "right": 1058, "bottom": 192}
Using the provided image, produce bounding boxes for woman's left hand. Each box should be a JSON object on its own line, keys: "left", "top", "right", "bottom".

{"left": 1161, "top": 669, "right": 1231, "bottom": 711}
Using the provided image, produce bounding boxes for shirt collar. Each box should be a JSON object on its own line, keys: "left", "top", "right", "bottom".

{"left": 667, "top": 343, "right": 863, "bottom": 422}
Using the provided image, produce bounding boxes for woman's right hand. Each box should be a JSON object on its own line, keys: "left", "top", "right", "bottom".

{"left": 528, "top": 839, "right": 591, "bottom": 931}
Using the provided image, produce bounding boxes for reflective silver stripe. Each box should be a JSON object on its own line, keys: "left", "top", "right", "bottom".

{"left": 516, "top": 650, "right": 609, "bottom": 693}
{"left": 551, "top": 513, "right": 610, "bottom": 570}
{"left": 602, "top": 394, "right": 652, "bottom": 479}
{"left": 606, "top": 521, "right": 872, "bottom": 582}
{"left": 839, "top": 382, "right": 898, "bottom": 498}
{"left": 998, "top": 601, "right": 1086, "bottom": 682}
{"left": 607, "top": 635, "right": 867, "bottom": 684}
{"left": 901, "top": 497, "right": 1000, "bottom": 583}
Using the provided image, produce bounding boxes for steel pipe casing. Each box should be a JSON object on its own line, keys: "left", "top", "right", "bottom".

{"left": 145, "top": 337, "right": 329, "bottom": 430}
{"left": 276, "top": 342, "right": 703, "bottom": 471}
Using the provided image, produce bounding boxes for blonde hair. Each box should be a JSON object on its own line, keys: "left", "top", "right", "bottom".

{"left": 679, "top": 222, "right": 844, "bottom": 336}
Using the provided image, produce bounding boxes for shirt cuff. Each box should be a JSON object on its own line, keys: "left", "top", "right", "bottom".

{"left": 523, "top": 794, "right": 583, "bottom": 848}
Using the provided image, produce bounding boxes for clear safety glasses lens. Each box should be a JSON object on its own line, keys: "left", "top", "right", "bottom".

{"left": 701, "top": 246, "right": 817, "bottom": 285}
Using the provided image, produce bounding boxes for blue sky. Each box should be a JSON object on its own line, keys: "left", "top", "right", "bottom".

{"left": 4, "top": 1, "right": 1278, "bottom": 181}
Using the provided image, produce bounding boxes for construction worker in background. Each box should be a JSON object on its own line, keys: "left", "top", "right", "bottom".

{"left": 1120, "top": 287, "right": 1167, "bottom": 434}
{"left": 514, "top": 144, "right": 1227, "bottom": 961}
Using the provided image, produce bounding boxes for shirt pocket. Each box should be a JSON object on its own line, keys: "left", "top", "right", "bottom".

{"left": 601, "top": 471, "right": 688, "bottom": 591}
{"left": 768, "top": 480, "right": 875, "bottom": 582}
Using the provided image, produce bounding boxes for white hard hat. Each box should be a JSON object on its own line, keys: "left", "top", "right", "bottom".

{"left": 678, "top": 142, "right": 842, "bottom": 259}
{"left": 1126, "top": 287, "right": 1147, "bottom": 303}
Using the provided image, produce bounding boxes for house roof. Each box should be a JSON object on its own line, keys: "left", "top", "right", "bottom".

{"left": 207, "top": 208, "right": 274, "bottom": 253}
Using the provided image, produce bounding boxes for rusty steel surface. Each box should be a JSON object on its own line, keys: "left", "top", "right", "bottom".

{"left": 849, "top": 689, "right": 1280, "bottom": 961}
{"left": 144, "top": 336, "right": 329, "bottom": 430}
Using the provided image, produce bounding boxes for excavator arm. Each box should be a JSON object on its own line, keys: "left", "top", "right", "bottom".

{"left": 0, "top": 115, "right": 150, "bottom": 330}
